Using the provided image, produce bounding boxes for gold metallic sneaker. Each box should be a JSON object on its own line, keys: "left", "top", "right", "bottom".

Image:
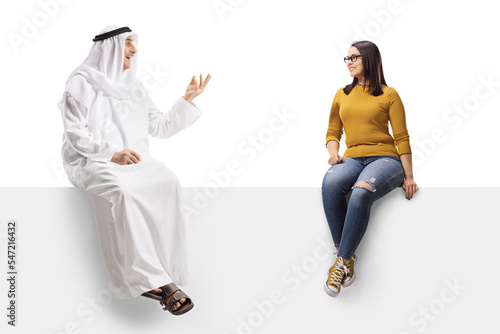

{"left": 324, "top": 257, "right": 349, "bottom": 298}
{"left": 342, "top": 254, "right": 357, "bottom": 287}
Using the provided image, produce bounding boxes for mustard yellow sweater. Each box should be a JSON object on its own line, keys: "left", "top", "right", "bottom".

{"left": 326, "top": 84, "right": 411, "bottom": 158}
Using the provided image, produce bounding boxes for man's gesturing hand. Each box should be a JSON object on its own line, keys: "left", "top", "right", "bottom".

{"left": 183, "top": 74, "right": 211, "bottom": 103}
{"left": 110, "top": 149, "right": 142, "bottom": 165}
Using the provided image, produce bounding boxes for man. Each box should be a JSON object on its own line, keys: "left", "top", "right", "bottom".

{"left": 58, "top": 25, "right": 211, "bottom": 315}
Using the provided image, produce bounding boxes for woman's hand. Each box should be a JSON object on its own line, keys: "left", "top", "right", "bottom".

{"left": 328, "top": 154, "right": 343, "bottom": 165}
{"left": 110, "top": 149, "right": 141, "bottom": 165}
{"left": 402, "top": 177, "right": 418, "bottom": 200}
{"left": 326, "top": 140, "right": 343, "bottom": 165}
{"left": 400, "top": 154, "right": 418, "bottom": 200}
{"left": 183, "top": 74, "right": 212, "bottom": 103}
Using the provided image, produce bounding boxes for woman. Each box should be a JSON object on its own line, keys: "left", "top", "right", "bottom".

{"left": 322, "top": 41, "right": 418, "bottom": 297}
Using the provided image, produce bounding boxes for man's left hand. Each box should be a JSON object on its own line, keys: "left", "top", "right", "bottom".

{"left": 184, "top": 74, "right": 211, "bottom": 103}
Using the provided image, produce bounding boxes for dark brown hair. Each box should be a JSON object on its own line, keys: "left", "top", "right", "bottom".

{"left": 343, "top": 41, "right": 387, "bottom": 97}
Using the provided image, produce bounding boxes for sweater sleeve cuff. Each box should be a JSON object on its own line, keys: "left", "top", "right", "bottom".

{"left": 325, "top": 137, "right": 340, "bottom": 146}
{"left": 396, "top": 141, "right": 412, "bottom": 156}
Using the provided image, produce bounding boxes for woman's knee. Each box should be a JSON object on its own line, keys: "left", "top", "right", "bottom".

{"left": 349, "top": 183, "right": 375, "bottom": 203}
{"left": 353, "top": 180, "right": 375, "bottom": 191}
{"left": 322, "top": 174, "right": 345, "bottom": 195}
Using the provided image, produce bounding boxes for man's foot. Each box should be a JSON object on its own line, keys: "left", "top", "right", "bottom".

{"left": 342, "top": 254, "right": 357, "bottom": 287}
{"left": 324, "top": 257, "right": 349, "bottom": 298}
{"left": 150, "top": 288, "right": 162, "bottom": 294}
{"left": 160, "top": 283, "right": 194, "bottom": 315}
{"left": 147, "top": 284, "right": 187, "bottom": 311}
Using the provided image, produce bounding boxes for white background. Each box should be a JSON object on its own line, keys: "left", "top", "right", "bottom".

{"left": 1, "top": 0, "right": 499, "bottom": 187}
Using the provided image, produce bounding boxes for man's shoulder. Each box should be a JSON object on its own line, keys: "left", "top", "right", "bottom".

{"left": 66, "top": 74, "right": 94, "bottom": 91}
{"left": 64, "top": 74, "right": 98, "bottom": 107}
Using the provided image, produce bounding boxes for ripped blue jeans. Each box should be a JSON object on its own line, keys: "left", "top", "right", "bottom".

{"left": 321, "top": 155, "right": 405, "bottom": 260}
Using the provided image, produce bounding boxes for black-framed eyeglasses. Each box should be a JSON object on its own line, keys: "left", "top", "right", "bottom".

{"left": 344, "top": 54, "right": 362, "bottom": 63}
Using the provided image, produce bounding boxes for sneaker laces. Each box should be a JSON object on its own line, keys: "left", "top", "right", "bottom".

{"left": 328, "top": 260, "right": 349, "bottom": 286}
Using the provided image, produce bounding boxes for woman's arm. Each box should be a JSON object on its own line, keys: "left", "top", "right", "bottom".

{"left": 387, "top": 87, "right": 417, "bottom": 199}
{"left": 400, "top": 153, "right": 418, "bottom": 200}
{"left": 326, "top": 140, "right": 343, "bottom": 165}
{"left": 326, "top": 89, "right": 344, "bottom": 165}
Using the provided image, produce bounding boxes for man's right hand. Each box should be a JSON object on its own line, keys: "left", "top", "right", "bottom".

{"left": 110, "top": 149, "right": 142, "bottom": 165}
{"left": 183, "top": 74, "right": 211, "bottom": 103}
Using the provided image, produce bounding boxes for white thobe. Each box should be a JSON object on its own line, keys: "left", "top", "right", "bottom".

{"left": 60, "top": 80, "right": 201, "bottom": 299}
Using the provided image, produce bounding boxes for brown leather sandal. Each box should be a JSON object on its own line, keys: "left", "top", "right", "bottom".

{"left": 159, "top": 283, "right": 194, "bottom": 315}
{"left": 141, "top": 291, "right": 162, "bottom": 301}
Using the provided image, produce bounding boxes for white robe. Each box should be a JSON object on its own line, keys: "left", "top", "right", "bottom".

{"left": 60, "top": 79, "right": 201, "bottom": 299}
